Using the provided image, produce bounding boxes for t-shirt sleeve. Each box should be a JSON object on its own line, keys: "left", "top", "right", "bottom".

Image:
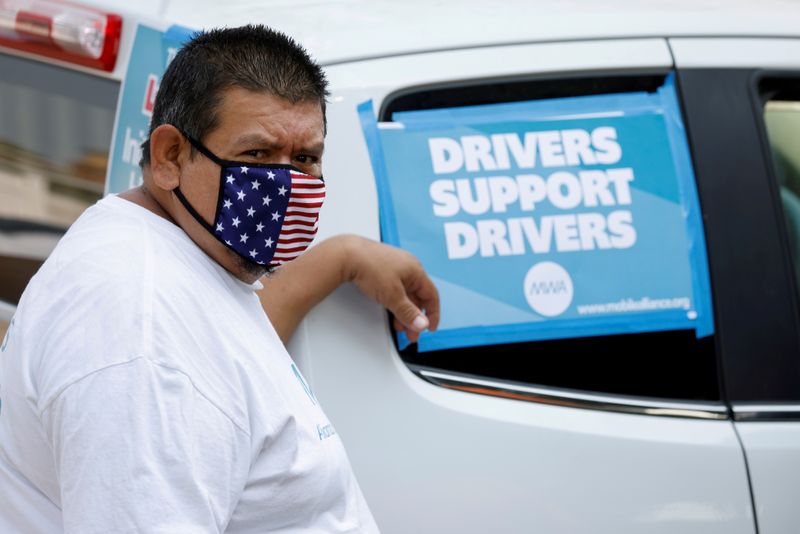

{"left": 39, "top": 357, "right": 251, "bottom": 534}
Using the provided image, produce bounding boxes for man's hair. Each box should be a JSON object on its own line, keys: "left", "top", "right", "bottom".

{"left": 140, "top": 24, "right": 329, "bottom": 167}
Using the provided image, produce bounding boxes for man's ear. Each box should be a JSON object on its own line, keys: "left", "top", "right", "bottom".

{"left": 148, "top": 124, "right": 187, "bottom": 192}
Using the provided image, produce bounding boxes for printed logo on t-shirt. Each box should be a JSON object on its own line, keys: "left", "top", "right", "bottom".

{"left": 291, "top": 363, "right": 338, "bottom": 442}
{"left": 291, "top": 362, "right": 317, "bottom": 406}
{"left": 317, "top": 423, "right": 337, "bottom": 441}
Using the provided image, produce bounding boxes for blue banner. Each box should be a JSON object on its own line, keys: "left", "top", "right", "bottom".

{"left": 360, "top": 75, "right": 714, "bottom": 352}
{"left": 105, "top": 24, "right": 195, "bottom": 194}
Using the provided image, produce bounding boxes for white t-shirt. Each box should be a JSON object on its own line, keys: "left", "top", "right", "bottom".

{"left": 0, "top": 195, "right": 379, "bottom": 534}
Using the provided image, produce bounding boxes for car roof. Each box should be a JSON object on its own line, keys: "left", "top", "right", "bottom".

{"left": 94, "top": 0, "right": 800, "bottom": 65}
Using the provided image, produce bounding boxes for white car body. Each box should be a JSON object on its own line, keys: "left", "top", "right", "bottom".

{"left": 2, "top": 1, "right": 800, "bottom": 533}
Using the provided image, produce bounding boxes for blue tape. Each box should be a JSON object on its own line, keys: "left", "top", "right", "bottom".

{"left": 360, "top": 101, "right": 416, "bottom": 351}
{"left": 163, "top": 24, "right": 197, "bottom": 46}
{"left": 658, "top": 73, "right": 715, "bottom": 338}
{"left": 392, "top": 91, "right": 662, "bottom": 131}
{"left": 358, "top": 100, "right": 400, "bottom": 245}
{"left": 397, "top": 331, "right": 411, "bottom": 351}
{"left": 417, "top": 310, "right": 693, "bottom": 352}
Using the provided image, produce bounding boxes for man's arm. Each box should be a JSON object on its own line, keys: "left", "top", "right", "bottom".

{"left": 258, "top": 235, "right": 440, "bottom": 344}
{"left": 42, "top": 357, "right": 250, "bottom": 533}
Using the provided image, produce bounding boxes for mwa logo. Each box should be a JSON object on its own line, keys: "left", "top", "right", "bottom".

{"left": 523, "top": 261, "right": 574, "bottom": 317}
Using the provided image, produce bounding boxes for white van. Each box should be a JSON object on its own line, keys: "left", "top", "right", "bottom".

{"left": 2, "top": 1, "right": 800, "bottom": 533}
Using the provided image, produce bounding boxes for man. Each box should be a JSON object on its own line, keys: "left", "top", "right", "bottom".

{"left": 0, "top": 25, "right": 438, "bottom": 533}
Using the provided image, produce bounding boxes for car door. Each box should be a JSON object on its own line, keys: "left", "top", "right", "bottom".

{"left": 286, "top": 38, "right": 756, "bottom": 534}
{"left": 671, "top": 37, "right": 800, "bottom": 534}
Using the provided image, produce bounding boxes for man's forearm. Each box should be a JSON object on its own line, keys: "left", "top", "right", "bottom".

{"left": 257, "top": 235, "right": 353, "bottom": 344}
{"left": 258, "top": 234, "right": 439, "bottom": 346}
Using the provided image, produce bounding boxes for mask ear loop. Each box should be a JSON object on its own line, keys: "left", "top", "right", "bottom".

{"left": 171, "top": 129, "right": 225, "bottom": 234}
{"left": 173, "top": 187, "right": 218, "bottom": 235}
{"left": 183, "top": 133, "right": 227, "bottom": 166}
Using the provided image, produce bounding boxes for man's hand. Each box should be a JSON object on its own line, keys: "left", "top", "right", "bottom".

{"left": 342, "top": 236, "right": 440, "bottom": 343}
{"left": 258, "top": 235, "right": 439, "bottom": 344}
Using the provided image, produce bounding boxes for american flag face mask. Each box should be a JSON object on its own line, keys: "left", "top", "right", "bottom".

{"left": 173, "top": 133, "right": 325, "bottom": 267}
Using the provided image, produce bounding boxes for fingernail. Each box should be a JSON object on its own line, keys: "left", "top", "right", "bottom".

{"left": 412, "top": 315, "right": 429, "bottom": 331}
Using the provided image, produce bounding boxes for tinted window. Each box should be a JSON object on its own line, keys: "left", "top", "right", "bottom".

{"left": 764, "top": 99, "right": 800, "bottom": 289}
{"left": 383, "top": 73, "right": 720, "bottom": 402}
{"left": 0, "top": 53, "right": 119, "bottom": 335}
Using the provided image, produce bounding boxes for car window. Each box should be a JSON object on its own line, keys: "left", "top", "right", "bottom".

{"left": 379, "top": 74, "right": 720, "bottom": 402}
{"left": 0, "top": 53, "right": 119, "bottom": 335}
{"left": 763, "top": 98, "right": 800, "bottom": 289}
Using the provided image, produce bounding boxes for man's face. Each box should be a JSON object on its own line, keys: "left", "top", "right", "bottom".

{"left": 173, "top": 86, "right": 325, "bottom": 279}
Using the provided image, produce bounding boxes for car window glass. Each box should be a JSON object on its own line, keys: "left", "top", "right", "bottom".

{"left": 0, "top": 53, "right": 119, "bottom": 334}
{"left": 764, "top": 99, "right": 800, "bottom": 288}
{"left": 382, "top": 74, "right": 720, "bottom": 402}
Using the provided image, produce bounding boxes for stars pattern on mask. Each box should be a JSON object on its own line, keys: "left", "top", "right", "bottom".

{"left": 212, "top": 165, "right": 325, "bottom": 266}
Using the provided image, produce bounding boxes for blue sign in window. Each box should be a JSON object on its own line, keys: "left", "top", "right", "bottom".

{"left": 360, "top": 75, "right": 713, "bottom": 352}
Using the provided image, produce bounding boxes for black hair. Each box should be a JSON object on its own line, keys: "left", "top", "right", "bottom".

{"left": 140, "top": 24, "right": 329, "bottom": 167}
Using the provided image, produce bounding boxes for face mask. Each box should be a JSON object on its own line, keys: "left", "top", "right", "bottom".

{"left": 173, "top": 134, "right": 326, "bottom": 267}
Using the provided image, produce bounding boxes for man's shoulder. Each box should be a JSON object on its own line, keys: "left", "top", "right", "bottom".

{"left": 12, "top": 198, "right": 186, "bottom": 403}
{"left": 52, "top": 195, "right": 189, "bottom": 277}
{"left": 22, "top": 198, "right": 149, "bottom": 316}
{"left": 31, "top": 195, "right": 212, "bottom": 307}
{"left": 13, "top": 195, "right": 273, "bottom": 426}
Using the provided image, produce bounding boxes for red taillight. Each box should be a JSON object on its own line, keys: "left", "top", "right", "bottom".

{"left": 0, "top": 0, "right": 121, "bottom": 72}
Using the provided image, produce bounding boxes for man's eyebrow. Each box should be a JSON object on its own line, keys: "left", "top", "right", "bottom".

{"left": 232, "top": 133, "right": 281, "bottom": 150}
{"left": 299, "top": 142, "right": 325, "bottom": 155}
{"left": 232, "top": 134, "right": 324, "bottom": 155}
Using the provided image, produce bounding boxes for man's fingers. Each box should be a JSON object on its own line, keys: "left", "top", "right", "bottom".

{"left": 413, "top": 278, "right": 440, "bottom": 332}
{"left": 424, "top": 303, "right": 440, "bottom": 333}
{"left": 393, "top": 316, "right": 421, "bottom": 343}
{"left": 392, "top": 316, "right": 404, "bottom": 333}
{"left": 346, "top": 237, "right": 440, "bottom": 344}
{"left": 391, "top": 292, "right": 428, "bottom": 333}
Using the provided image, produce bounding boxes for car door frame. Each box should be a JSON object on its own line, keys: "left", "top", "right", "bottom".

{"left": 671, "top": 36, "right": 800, "bottom": 534}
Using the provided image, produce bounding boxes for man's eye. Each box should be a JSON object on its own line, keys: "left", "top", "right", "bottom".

{"left": 245, "top": 150, "right": 262, "bottom": 158}
{"left": 295, "top": 155, "right": 317, "bottom": 164}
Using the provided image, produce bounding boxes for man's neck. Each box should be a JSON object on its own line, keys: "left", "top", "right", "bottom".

{"left": 118, "top": 185, "right": 175, "bottom": 223}
{"left": 117, "top": 185, "right": 264, "bottom": 285}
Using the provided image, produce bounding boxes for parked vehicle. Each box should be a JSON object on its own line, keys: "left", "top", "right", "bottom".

{"left": 2, "top": 1, "right": 800, "bottom": 533}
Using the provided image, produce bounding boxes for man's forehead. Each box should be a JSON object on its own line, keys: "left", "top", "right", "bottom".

{"left": 213, "top": 87, "right": 325, "bottom": 145}
{"left": 218, "top": 87, "right": 323, "bottom": 122}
